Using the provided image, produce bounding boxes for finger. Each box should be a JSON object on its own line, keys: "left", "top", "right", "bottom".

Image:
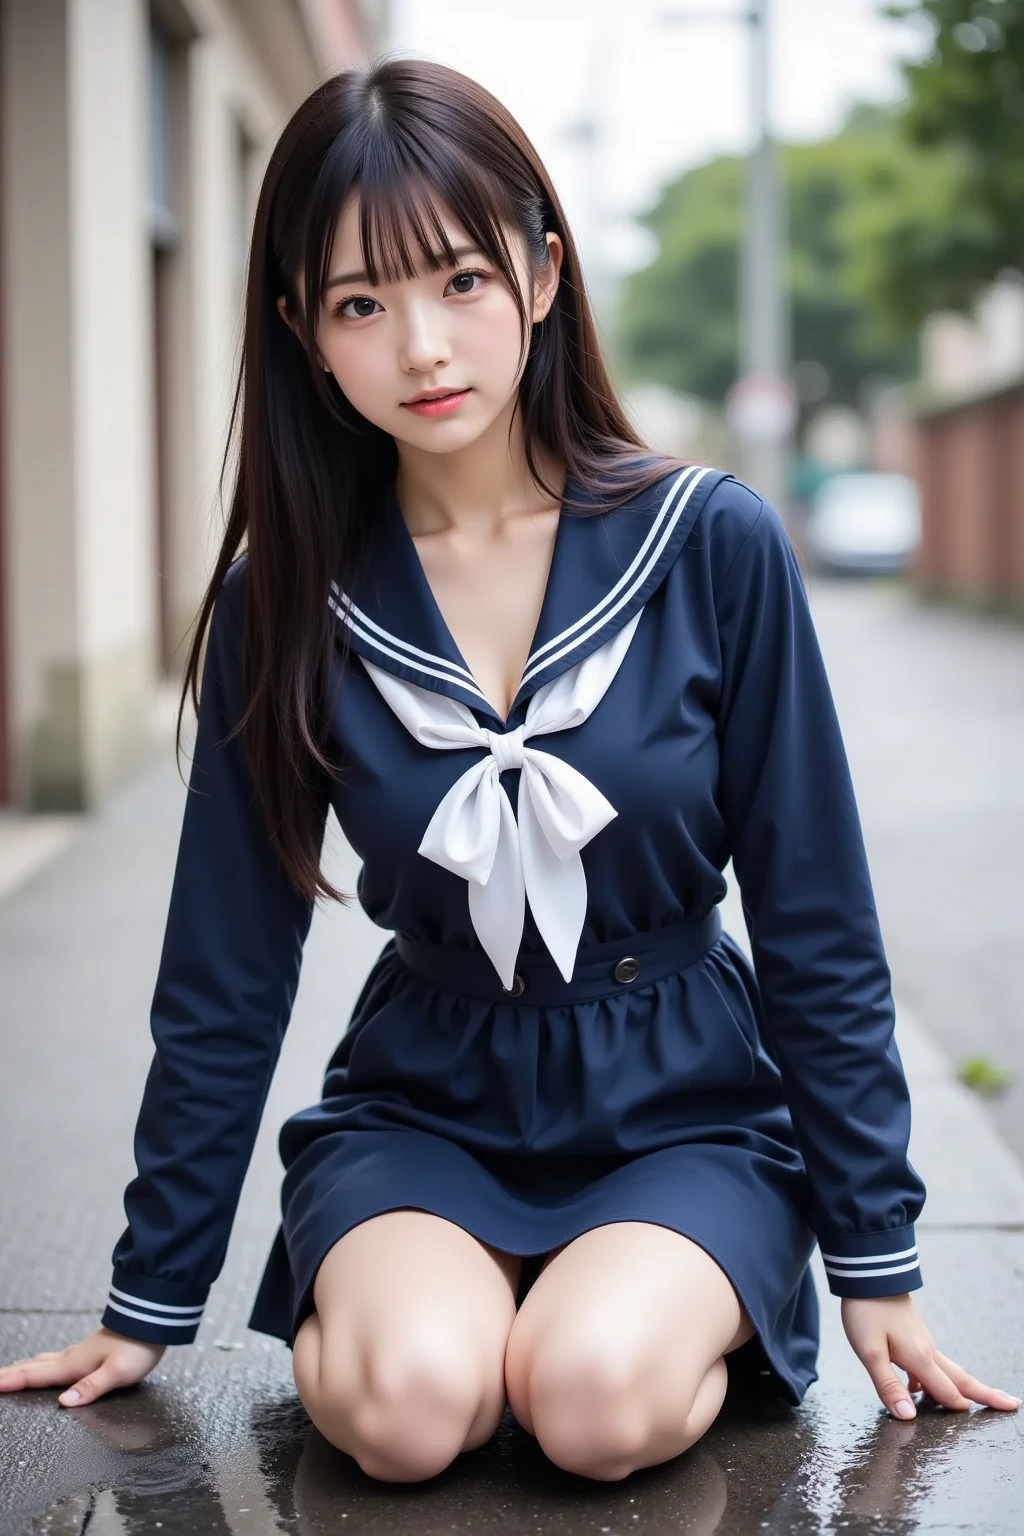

{"left": 0, "top": 1354, "right": 85, "bottom": 1393}
{"left": 903, "top": 1353, "right": 972, "bottom": 1412}
{"left": 861, "top": 1348, "right": 919, "bottom": 1420}
{"left": 934, "top": 1352, "right": 1021, "bottom": 1412}
{"left": 0, "top": 1352, "right": 60, "bottom": 1379}
{"left": 59, "top": 1361, "right": 132, "bottom": 1408}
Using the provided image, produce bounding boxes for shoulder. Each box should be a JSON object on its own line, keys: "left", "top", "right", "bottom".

{"left": 218, "top": 553, "right": 249, "bottom": 608}
{"left": 614, "top": 461, "right": 775, "bottom": 542}
{"left": 614, "top": 462, "right": 793, "bottom": 574}
{"left": 689, "top": 474, "right": 799, "bottom": 592}
{"left": 208, "top": 555, "right": 249, "bottom": 638}
{"left": 596, "top": 458, "right": 731, "bottom": 542}
{"left": 591, "top": 463, "right": 799, "bottom": 610}
{"left": 200, "top": 556, "right": 249, "bottom": 688}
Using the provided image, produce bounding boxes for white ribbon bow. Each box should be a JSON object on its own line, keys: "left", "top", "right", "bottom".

{"left": 360, "top": 610, "right": 642, "bottom": 989}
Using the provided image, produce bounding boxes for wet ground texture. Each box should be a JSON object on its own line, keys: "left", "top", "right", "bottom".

{"left": 2, "top": 577, "right": 1023, "bottom": 1534}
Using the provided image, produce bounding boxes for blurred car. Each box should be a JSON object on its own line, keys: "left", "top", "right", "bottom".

{"left": 801, "top": 471, "right": 922, "bottom": 575}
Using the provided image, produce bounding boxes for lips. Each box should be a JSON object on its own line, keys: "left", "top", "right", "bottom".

{"left": 406, "top": 387, "right": 465, "bottom": 403}
{"left": 402, "top": 388, "right": 471, "bottom": 418}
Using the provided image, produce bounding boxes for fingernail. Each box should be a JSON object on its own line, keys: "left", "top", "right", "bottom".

{"left": 994, "top": 1391, "right": 1020, "bottom": 1407}
{"left": 891, "top": 1398, "right": 916, "bottom": 1419}
{"left": 59, "top": 1389, "right": 80, "bottom": 1405}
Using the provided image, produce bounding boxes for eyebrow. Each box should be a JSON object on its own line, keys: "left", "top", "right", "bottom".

{"left": 324, "top": 245, "right": 484, "bottom": 291}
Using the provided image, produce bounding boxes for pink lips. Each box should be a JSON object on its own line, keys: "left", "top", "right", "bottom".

{"left": 402, "top": 389, "right": 471, "bottom": 417}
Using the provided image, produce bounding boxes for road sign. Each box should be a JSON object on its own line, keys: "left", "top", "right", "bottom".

{"left": 725, "top": 372, "right": 798, "bottom": 444}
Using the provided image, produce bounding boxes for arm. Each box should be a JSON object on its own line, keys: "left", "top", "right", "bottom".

{"left": 101, "top": 563, "right": 329, "bottom": 1345}
{"left": 713, "top": 488, "right": 1021, "bottom": 1417}
{"left": 713, "top": 487, "right": 926, "bottom": 1297}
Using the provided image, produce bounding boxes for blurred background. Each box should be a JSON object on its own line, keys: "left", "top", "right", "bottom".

{"left": 0, "top": 0, "right": 1021, "bottom": 1140}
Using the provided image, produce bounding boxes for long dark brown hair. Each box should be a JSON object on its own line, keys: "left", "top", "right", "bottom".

{"left": 180, "top": 57, "right": 683, "bottom": 906}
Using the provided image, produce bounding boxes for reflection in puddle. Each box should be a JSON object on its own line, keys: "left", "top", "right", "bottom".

{"left": 25, "top": 1382, "right": 1017, "bottom": 1535}
{"left": 745, "top": 1397, "right": 1015, "bottom": 1535}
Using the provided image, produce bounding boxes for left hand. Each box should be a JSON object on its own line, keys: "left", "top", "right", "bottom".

{"left": 841, "top": 1294, "right": 1021, "bottom": 1419}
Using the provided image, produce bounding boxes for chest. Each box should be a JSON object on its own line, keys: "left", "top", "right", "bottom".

{"left": 411, "top": 508, "right": 560, "bottom": 721}
{"left": 330, "top": 575, "right": 724, "bottom": 878}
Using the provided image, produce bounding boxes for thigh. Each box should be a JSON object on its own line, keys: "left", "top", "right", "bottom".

{"left": 524, "top": 1223, "right": 752, "bottom": 1349}
{"left": 505, "top": 1222, "right": 754, "bottom": 1445}
{"left": 293, "top": 1210, "right": 523, "bottom": 1480}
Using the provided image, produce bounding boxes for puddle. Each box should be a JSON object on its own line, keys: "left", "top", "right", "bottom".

{"left": 16, "top": 1387, "right": 1021, "bottom": 1536}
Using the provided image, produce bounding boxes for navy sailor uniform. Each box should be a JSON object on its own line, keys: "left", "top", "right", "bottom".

{"left": 102, "top": 465, "right": 926, "bottom": 1404}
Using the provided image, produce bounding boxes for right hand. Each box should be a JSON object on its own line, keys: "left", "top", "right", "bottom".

{"left": 0, "top": 1328, "right": 166, "bottom": 1406}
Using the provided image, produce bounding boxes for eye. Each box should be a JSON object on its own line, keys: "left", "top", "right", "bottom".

{"left": 336, "top": 295, "right": 382, "bottom": 319}
{"left": 445, "top": 269, "right": 488, "bottom": 296}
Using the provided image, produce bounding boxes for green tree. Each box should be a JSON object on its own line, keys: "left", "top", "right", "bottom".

{"left": 617, "top": 106, "right": 921, "bottom": 406}
{"left": 616, "top": 152, "right": 745, "bottom": 405}
{"left": 880, "top": 0, "right": 1024, "bottom": 318}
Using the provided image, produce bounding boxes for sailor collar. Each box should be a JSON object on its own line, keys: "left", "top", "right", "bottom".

{"left": 329, "top": 462, "right": 726, "bottom": 729}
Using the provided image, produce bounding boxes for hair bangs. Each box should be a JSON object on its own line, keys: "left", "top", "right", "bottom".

{"left": 308, "top": 115, "right": 531, "bottom": 351}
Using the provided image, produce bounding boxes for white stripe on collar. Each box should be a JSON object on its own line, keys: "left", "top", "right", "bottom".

{"left": 329, "top": 464, "right": 711, "bottom": 705}
{"left": 522, "top": 465, "right": 711, "bottom": 685}
{"left": 329, "top": 588, "right": 490, "bottom": 703}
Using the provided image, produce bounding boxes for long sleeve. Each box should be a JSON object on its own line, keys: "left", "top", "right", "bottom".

{"left": 101, "top": 563, "right": 330, "bottom": 1344}
{"left": 713, "top": 486, "right": 927, "bottom": 1299}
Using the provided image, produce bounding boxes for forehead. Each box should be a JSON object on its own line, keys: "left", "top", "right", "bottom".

{"left": 330, "top": 188, "right": 474, "bottom": 276}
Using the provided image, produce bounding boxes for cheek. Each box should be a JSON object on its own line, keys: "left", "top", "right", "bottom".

{"left": 322, "top": 333, "right": 393, "bottom": 417}
{"left": 459, "top": 294, "right": 526, "bottom": 382}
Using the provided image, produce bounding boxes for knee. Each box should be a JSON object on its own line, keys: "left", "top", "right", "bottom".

{"left": 348, "top": 1347, "right": 486, "bottom": 1483}
{"left": 516, "top": 1344, "right": 653, "bottom": 1482}
{"left": 294, "top": 1316, "right": 503, "bottom": 1483}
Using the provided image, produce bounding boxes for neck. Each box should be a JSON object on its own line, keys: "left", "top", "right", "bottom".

{"left": 394, "top": 394, "right": 564, "bottom": 537}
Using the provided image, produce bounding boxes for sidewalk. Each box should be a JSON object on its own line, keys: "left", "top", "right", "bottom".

{"left": 1, "top": 751, "right": 1022, "bottom": 1534}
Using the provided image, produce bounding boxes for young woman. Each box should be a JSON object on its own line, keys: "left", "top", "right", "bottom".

{"left": 1, "top": 58, "right": 1018, "bottom": 1484}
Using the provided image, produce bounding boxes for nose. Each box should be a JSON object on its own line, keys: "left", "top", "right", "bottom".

{"left": 399, "top": 299, "right": 452, "bottom": 375}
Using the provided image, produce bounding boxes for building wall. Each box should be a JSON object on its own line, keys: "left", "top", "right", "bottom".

{"left": 2, "top": 0, "right": 91, "bottom": 808}
{"left": 0, "top": 0, "right": 373, "bottom": 809}
{"left": 914, "top": 380, "right": 1024, "bottom": 611}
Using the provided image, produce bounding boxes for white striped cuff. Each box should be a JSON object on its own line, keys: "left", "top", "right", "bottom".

{"left": 101, "top": 1273, "right": 208, "bottom": 1344}
{"left": 819, "top": 1229, "right": 923, "bottom": 1297}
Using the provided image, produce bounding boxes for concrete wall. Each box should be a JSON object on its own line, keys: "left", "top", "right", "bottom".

{"left": 0, "top": 0, "right": 372, "bottom": 809}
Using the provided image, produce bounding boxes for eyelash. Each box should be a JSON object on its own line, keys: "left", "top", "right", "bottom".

{"left": 332, "top": 268, "right": 491, "bottom": 319}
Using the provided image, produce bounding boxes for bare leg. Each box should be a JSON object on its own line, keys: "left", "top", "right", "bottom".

{"left": 292, "top": 1209, "right": 522, "bottom": 1483}
{"left": 504, "top": 1222, "right": 754, "bottom": 1481}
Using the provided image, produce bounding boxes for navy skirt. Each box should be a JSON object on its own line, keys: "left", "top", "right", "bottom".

{"left": 249, "top": 911, "right": 820, "bottom": 1405}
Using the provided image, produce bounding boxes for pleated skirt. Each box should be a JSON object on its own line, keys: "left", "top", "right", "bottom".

{"left": 250, "top": 917, "right": 820, "bottom": 1405}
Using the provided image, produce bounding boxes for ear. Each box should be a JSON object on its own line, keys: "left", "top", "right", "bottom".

{"left": 276, "top": 294, "right": 303, "bottom": 340}
{"left": 532, "top": 232, "right": 563, "bottom": 324}
{"left": 277, "top": 295, "right": 331, "bottom": 372}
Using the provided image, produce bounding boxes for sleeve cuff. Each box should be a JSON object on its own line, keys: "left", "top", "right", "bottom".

{"left": 819, "top": 1225, "right": 923, "bottom": 1298}
{"left": 100, "top": 1268, "right": 209, "bottom": 1345}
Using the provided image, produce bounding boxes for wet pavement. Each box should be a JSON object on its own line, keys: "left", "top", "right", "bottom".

{"left": 2, "top": 576, "right": 1024, "bottom": 1533}
{"left": 808, "top": 578, "right": 1024, "bottom": 1163}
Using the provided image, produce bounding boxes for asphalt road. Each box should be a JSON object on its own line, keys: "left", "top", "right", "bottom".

{"left": 807, "top": 576, "right": 1024, "bottom": 1160}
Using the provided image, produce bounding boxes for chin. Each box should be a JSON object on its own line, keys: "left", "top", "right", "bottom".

{"left": 392, "top": 412, "right": 496, "bottom": 455}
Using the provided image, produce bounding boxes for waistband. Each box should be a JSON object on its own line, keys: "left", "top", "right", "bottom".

{"left": 393, "top": 908, "right": 723, "bottom": 1007}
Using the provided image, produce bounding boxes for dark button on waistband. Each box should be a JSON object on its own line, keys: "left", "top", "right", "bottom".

{"left": 502, "top": 972, "right": 525, "bottom": 998}
{"left": 613, "top": 957, "right": 640, "bottom": 984}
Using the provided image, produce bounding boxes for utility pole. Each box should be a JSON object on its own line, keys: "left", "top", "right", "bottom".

{"left": 735, "top": 0, "right": 793, "bottom": 508}
{"left": 561, "top": 31, "right": 615, "bottom": 334}
{"left": 660, "top": 4, "right": 794, "bottom": 509}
